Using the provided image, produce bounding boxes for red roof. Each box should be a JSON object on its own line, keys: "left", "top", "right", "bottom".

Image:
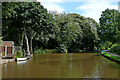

{"left": 2, "top": 41, "right": 14, "bottom": 47}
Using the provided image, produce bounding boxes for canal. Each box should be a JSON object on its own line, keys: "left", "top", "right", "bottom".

{"left": 2, "top": 53, "right": 120, "bottom": 78}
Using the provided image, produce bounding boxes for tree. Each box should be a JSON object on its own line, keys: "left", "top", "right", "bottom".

{"left": 52, "top": 13, "right": 83, "bottom": 53}
{"left": 69, "top": 14, "right": 99, "bottom": 51}
{"left": 2, "top": 2, "right": 56, "bottom": 54}
{"left": 52, "top": 13, "right": 99, "bottom": 52}
{"left": 98, "top": 9, "right": 119, "bottom": 49}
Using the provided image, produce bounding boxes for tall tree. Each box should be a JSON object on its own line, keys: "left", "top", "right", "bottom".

{"left": 2, "top": 2, "right": 56, "bottom": 54}
{"left": 98, "top": 9, "right": 119, "bottom": 49}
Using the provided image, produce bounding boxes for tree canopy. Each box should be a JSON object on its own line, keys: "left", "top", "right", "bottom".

{"left": 98, "top": 9, "right": 119, "bottom": 49}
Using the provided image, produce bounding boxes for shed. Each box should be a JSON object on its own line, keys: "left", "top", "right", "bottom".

{"left": 0, "top": 41, "right": 14, "bottom": 56}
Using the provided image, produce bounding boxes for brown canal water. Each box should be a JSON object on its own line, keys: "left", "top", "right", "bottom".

{"left": 2, "top": 53, "right": 120, "bottom": 78}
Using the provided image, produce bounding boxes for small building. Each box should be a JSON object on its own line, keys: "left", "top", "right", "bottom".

{"left": 0, "top": 41, "right": 14, "bottom": 56}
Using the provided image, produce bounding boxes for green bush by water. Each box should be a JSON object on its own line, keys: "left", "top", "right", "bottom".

{"left": 14, "top": 51, "right": 24, "bottom": 58}
{"left": 34, "top": 48, "right": 58, "bottom": 54}
{"left": 56, "top": 44, "right": 68, "bottom": 53}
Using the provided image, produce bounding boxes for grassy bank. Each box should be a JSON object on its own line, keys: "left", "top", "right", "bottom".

{"left": 101, "top": 52, "right": 120, "bottom": 62}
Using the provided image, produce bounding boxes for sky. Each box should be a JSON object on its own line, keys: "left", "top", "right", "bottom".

{"left": 37, "top": 0, "right": 119, "bottom": 22}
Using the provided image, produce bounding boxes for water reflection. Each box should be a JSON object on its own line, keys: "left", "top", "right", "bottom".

{"left": 2, "top": 53, "right": 120, "bottom": 78}
{"left": 17, "top": 61, "right": 27, "bottom": 64}
{"left": 0, "top": 64, "right": 2, "bottom": 79}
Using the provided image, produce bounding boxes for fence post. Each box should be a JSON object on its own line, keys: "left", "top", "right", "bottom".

{"left": 5, "top": 46, "right": 7, "bottom": 56}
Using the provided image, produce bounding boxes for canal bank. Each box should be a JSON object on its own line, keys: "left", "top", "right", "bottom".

{"left": 101, "top": 51, "right": 120, "bottom": 63}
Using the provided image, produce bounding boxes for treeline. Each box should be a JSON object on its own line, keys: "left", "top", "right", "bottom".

{"left": 2, "top": 2, "right": 120, "bottom": 54}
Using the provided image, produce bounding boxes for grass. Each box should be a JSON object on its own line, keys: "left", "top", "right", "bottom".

{"left": 102, "top": 52, "right": 120, "bottom": 62}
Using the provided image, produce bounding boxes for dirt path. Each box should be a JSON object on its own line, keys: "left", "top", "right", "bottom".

{"left": 106, "top": 52, "right": 120, "bottom": 57}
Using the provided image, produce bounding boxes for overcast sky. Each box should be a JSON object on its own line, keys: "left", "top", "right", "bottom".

{"left": 37, "top": 0, "right": 119, "bottom": 22}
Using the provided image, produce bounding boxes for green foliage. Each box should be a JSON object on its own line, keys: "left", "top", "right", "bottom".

{"left": 110, "top": 43, "right": 120, "bottom": 55}
{"left": 98, "top": 9, "right": 119, "bottom": 43}
{"left": 97, "top": 9, "right": 119, "bottom": 51}
{"left": 102, "top": 52, "right": 120, "bottom": 62}
{"left": 53, "top": 13, "right": 99, "bottom": 52}
{"left": 2, "top": 2, "right": 55, "bottom": 54}
{"left": 2, "top": 52, "right": 5, "bottom": 56}
{"left": 57, "top": 44, "right": 68, "bottom": 53}
{"left": 15, "top": 51, "right": 24, "bottom": 58}
{"left": 2, "top": 2, "right": 100, "bottom": 53}
{"left": 99, "top": 41, "right": 112, "bottom": 50}
{"left": 34, "top": 48, "right": 47, "bottom": 54}
{"left": 34, "top": 48, "right": 58, "bottom": 54}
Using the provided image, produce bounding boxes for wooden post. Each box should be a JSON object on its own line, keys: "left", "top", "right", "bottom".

{"left": 12, "top": 46, "right": 14, "bottom": 55}
{"left": 5, "top": 46, "right": 7, "bottom": 56}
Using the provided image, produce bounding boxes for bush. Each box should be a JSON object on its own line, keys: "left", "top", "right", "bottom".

{"left": 2, "top": 52, "right": 5, "bottom": 56}
{"left": 34, "top": 48, "right": 47, "bottom": 54}
{"left": 15, "top": 51, "right": 24, "bottom": 58}
{"left": 34, "top": 48, "right": 58, "bottom": 54}
{"left": 99, "top": 41, "right": 112, "bottom": 50}
{"left": 57, "top": 44, "right": 68, "bottom": 53}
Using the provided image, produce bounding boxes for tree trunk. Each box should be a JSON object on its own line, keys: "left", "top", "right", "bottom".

{"left": 20, "top": 33, "right": 24, "bottom": 47}
{"left": 24, "top": 27, "right": 30, "bottom": 55}
{"left": 30, "top": 36, "right": 33, "bottom": 54}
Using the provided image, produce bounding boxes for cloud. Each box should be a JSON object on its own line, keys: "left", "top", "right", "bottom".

{"left": 37, "top": 0, "right": 119, "bottom": 22}
{"left": 119, "top": 1, "right": 120, "bottom": 12}
{"left": 37, "top": 0, "right": 65, "bottom": 13}
{"left": 38, "top": 0, "right": 63, "bottom": 2}
{"left": 38, "top": 0, "right": 119, "bottom": 2}
{"left": 77, "top": 0, "right": 118, "bottom": 22}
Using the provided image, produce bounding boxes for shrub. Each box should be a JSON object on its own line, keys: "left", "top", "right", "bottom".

{"left": 110, "top": 43, "right": 120, "bottom": 55}
{"left": 34, "top": 48, "right": 58, "bottom": 54}
{"left": 100, "top": 41, "right": 112, "bottom": 50}
{"left": 57, "top": 44, "right": 68, "bottom": 53}
{"left": 34, "top": 48, "right": 47, "bottom": 54}
{"left": 2, "top": 52, "right": 5, "bottom": 56}
{"left": 15, "top": 51, "right": 24, "bottom": 58}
